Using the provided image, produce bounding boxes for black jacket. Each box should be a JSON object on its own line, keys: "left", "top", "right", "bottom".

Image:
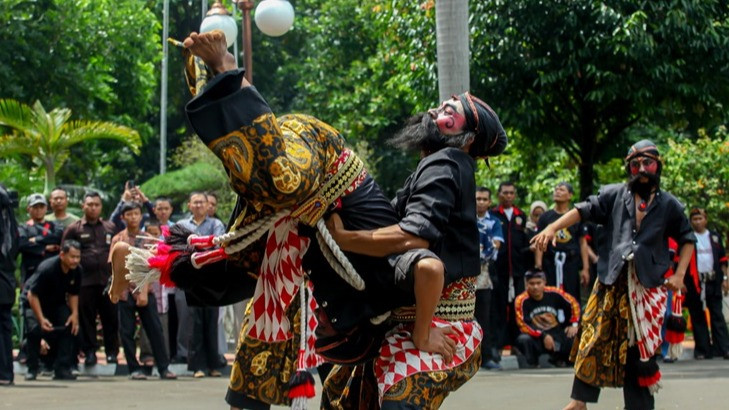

{"left": 491, "top": 205, "right": 530, "bottom": 279}
{"left": 575, "top": 183, "right": 695, "bottom": 288}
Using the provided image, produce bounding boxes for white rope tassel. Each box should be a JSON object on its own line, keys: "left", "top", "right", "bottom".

{"left": 125, "top": 246, "right": 161, "bottom": 292}
{"left": 315, "top": 219, "right": 365, "bottom": 291}
{"left": 213, "top": 211, "right": 286, "bottom": 246}
{"left": 224, "top": 210, "right": 290, "bottom": 255}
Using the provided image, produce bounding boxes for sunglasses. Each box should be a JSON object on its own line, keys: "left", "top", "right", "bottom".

{"left": 629, "top": 157, "right": 656, "bottom": 169}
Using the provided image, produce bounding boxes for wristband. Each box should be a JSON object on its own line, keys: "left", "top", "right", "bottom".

{"left": 571, "top": 322, "right": 578, "bottom": 327}
{"left": 724, "top": 276, "right": 728, "bottom": 281}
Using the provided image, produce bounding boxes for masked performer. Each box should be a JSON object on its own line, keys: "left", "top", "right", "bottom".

{"left": 532, "top": 140, "right": 695, "bottom": 410}
{"left": 323, "top": 92, "right": 508, "bottom": 408}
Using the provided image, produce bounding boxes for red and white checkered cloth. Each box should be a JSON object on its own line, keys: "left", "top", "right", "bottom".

{"left": 375, "top": 318, "right": 482, "bottom": 403}
{"left": 246, "top": 216, "right": 310, "bottom": 342}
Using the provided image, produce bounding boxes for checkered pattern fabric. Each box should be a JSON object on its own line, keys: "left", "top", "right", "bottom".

{"left": 628, "top": 266, "right": 667, "bottom": 360}
{"left": 375, "top": 318, "right": 482, "bottom": 403}
{"left": 246, "top": 216, "right": 311, "bottom": 342}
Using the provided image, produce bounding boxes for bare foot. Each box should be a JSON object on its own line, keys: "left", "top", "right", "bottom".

{"left": 109, "top": 242, "right": 131, "bottom": 304}
{"left": 183, "top": 31, "right": 237, "bottom": 74}
{"left": 563, "top": 399, "right": 587, "bottom": 410}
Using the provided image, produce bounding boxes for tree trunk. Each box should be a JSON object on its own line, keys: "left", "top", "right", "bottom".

{"left": 435, "top": 0, "right": 470, "bottom": 101}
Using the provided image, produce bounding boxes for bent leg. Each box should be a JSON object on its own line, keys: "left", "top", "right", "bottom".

{"left": 109, "top": 242, "right": 131, "bottom": 304}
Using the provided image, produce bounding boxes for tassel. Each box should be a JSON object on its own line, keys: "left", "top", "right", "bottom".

{"left": 665, "top": 291, "right": 686, "bottom": 360}
{"left": 288, "top": 284, "right": 316, "bottom": 409}
{"left": 636, "top": 359, "right": 661, "bottom": 393}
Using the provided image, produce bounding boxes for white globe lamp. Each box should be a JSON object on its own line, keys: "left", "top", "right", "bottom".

{"left": 254, "top": 0, "right": 295, "bottom": 37}
{"left": 200, "top": 0, "right": 238, "bottom": 48}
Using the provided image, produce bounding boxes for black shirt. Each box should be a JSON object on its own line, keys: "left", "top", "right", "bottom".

{"left": 574, "top": 183, "right": 695, "bottom": 288}
{"left": 537, "top": 209, "right": 583, "bottom": 258}
{"left": 62, "top": 218, "right": 117, "bottom": 287}
{"left": 23, "top": 256, "right": 82, "bottom": 317}
{"left": 18, "top": 220, "right": 63, "bottom": 283}
{"left": 393, "top": 147, "right": 479, "bottom": 284}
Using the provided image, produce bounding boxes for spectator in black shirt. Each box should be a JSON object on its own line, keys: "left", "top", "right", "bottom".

{"left": 22, "top": 240, "right": 82, "bottom": 381}
{"left": 18, "top": 193, "right": 62, "bottom": 285}
{"left": 534, "top": 182, "right": 590, "bottom": 303}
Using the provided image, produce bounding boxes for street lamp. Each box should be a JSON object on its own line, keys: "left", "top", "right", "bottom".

{"left": 200, "top": 0, "right": 239, "bottom": 48}
{"left": 233, "top": 0, "right": 295, "bottom": 83}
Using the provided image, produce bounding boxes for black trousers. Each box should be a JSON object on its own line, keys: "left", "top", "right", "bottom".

{"left": 474, "top": 289, "right": 496, "bottom": 362}
{"left": 118, "top": 294, "right": 169, "bottom": 373}
{"left": 514, "top": 331, "right": 572, "bottom": 366}
{"left": 491, "top": 272, "right": 525, "bottom": 349}
{"left": 188, "top": 306, "right": 220, "bottom": 372}
{"left": 543, "top": 251, "right": 581, "bottom": 303}
{"left": 0, "top": 303, "right": 13, "bottom": 382}
{"left": 25, "top": 305, "right": 75, "bottom": 374}
{"left": 685, "top": 282, "right": 729, "bottom": 357}
{"left": 571, "top": 346, "right": 654, "bottom": 410}
{"left": 79, "top": 284, "right": 119, "bottom": 356}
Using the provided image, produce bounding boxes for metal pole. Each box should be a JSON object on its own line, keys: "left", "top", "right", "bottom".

{"left": 237, "top": 1, "right": 254, "bottom": 83}
{"left": 160, "top": 0, "right": 169, "bottom": 174}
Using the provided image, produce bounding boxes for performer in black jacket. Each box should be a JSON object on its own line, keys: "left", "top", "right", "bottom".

{"left": 533, "top": 140, "right": 695, "bottom": 410}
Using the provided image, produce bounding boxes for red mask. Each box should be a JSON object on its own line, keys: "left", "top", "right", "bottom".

{"left": 429, "top": 99, "right": 467, "bottom": 135}
{"left": 628, "top": 157, "right": 658, "bottom": 175}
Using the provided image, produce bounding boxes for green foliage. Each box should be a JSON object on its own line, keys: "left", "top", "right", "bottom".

{"left": 470, "top": 0, "right": 729, "bottom": 197}
{"left": 0, "top": 99, "right": 141, "bottom": 194}
{"left": 143, "top": 136, "right": 235, "bottom": 220}
{"left": 662, "top": 127, "right": 729, "bottom": 233}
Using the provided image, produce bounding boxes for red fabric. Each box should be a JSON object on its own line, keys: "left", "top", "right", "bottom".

{"left": 147, "top": 244, "right": 181, "bottom": 287}
{"left": 288, "top": 381, "right": 316, "bottom": 399}
{"left": 638, "top": 371, "right": 662, "bottom": 387}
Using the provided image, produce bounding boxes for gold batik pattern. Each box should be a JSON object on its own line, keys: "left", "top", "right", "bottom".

{"left": 207, "top": 113, "right": 345, "bottom": 211}
{"left": 228, "top": 299, "right": 302, "bottom": 406}
{"left": 322, "top": 348, "right": 482, "bottom": 410}
{"left": 571, "top": 273, "right": 630, "bottom": 388}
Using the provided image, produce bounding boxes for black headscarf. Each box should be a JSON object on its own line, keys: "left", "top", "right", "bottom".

{"left": 457, "top": 92, "right": 508, "bottom": 159}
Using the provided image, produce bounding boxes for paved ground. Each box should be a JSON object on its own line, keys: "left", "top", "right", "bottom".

{"left": 2, "top": 357, "right": 728, "bottom": 409}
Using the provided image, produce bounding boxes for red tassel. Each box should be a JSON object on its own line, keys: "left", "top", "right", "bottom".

{"left": 147, "top": 244, "right": 182, "bottom": 287}
{"left": 288, "top": 380, "right": 315, "bottom": 399}
{"left": 638, "top": 370, "right": 662, "bottom": 387}
{"left": 665, "top": 329, "right": 684, "bottom": 344}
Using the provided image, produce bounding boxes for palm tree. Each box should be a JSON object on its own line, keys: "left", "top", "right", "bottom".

{"left": 0, "top": 99, "right": 141, "bottom": 194}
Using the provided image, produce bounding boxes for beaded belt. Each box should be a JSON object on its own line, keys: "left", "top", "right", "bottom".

{"left": 391, "top": 277, "right": 477, "bottom": 322}
{"left": 291, "top": 148, "right": 366, "bottom": 226}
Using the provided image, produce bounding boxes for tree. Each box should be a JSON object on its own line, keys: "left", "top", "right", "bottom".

{"left": 471, "top": 0, "right": 729, "bottom": 198}
{"left": 0, "top": 99, "right": 141, "bottom": 194}
{"left": 662, "top": 127, "right": 729, "bottom": 234}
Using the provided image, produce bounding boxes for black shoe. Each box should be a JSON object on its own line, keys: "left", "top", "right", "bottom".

{"left": 53, "top": 371, "right": 77, "bottom": 380}
{"left": 84, "top": 351, "right": 97, "bottom": 366}
{"left": 106, "top": 355, "right": 118, "bottom": 364}
{"left": 24, "top": 372, "right": 37, "bottom": 381}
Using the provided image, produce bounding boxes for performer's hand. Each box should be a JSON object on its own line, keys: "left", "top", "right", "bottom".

{"left": 65, "top": 314, "right": 79, "bottom": 336}
{"left": 413, "top": 326, "right": 457, "bottom": 364}
{"left": 565, "top": 325, "right": 578, "bottom": 339}
{"left": 663, "top": 274, "right": 683, "bottom": 292}
{"left": 580, "top": 268, "right": 590, "bottom": 286}
{"left": 40, "top": 317, "right": 54, "bottom": 333}
{"left": 543, "top": 334, "right": 555, "bottom": 351}
{"left": 530, "top": 226, "right": 555, "bottom": 252}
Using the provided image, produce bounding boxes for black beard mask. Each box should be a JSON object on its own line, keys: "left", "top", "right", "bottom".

{"left": 628, "top": 172, "right": 660, "bottom": 201}
{"left": 389, "top": 113, "right": 474, "bottom": 154}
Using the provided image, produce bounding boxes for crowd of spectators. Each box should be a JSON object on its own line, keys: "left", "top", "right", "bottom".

{"left": 1, "top": 177, "right": 728, "bottom": 386}
{"left": 0, "top": 183, "right": 233, "bottom": 385}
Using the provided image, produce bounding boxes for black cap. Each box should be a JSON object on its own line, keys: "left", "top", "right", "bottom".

{"left": 625, "top": 139, "right": 660, "bottom": 162}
